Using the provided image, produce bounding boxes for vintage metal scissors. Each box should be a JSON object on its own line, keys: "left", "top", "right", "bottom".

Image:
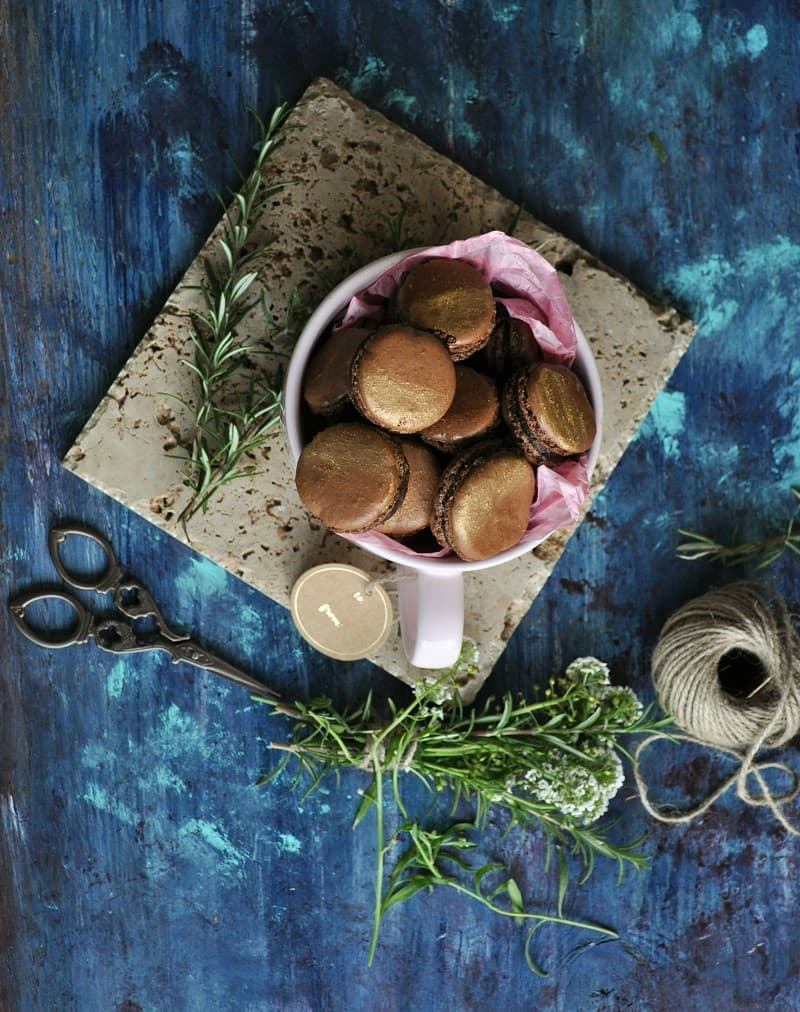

{"left": 9, "top": 524, "right": 276, "bottom": 697}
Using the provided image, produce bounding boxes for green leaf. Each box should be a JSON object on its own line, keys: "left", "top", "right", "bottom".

{"left": 381, "top": 876, "right": 432, "bottom": 914}
{"left": 352, "top": 784, "right": 377, "bottom": 829}
{"left": 556, "top": 849, "right": 569, "bottom": 918}
{"left": 647, "top": 130, "right": 668, "bottom": 162}
{"left": 506, "top": 877, "right": 525, "bottom": 917}
{"left": 524, "top": 922, "right": 550, "bottom": 977}
{"left": 473, "top": 862, "right": 505, "bottom": 893}
{"left": 230, "top": 271, "right": 259, "bottom": 303}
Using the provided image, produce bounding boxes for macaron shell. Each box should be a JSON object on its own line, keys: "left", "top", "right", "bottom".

{"left": 375, "top": 439, "right": 442, "bottom": 536}
{"left": 525, "top": 363, "right": 596, "bottom": 456}
{"left": 295, "top": 422, "right": 409, "bottom": 533}
{"left": 303, "top": 326, "right": 373, "bottom": 415}
{"left": 418, "top": 364, "right": 500, "bottom": 452}
{"left": 507, "top": 317, "right": 542, "bottom": 369}
{"left": 501, "top": 370, "right": 548, "bottom": 465}
{"left": 395, "top": 259, "right": 496, "bottom": 360}
{"left": 432, "top": 442, "right": 536, "bottom": 561}
{"left": 351, "top": 324, "right": 457, "bottom": 433}
{"left": 480, "top": 307, "right": 542, "bottom": 378}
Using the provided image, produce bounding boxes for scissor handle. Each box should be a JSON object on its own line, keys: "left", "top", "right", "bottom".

{"left": 8, "top": 590, "right": 95, "bottom": 649}
{"left": 49, "top": 525, "right": 124, "bottom": 593}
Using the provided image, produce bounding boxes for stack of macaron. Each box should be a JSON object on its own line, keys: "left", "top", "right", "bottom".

{"left": 294, "top": 256, "right": 596, "bottom": 562}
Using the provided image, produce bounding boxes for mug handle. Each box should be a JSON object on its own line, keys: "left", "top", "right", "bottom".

{"left": 397, "top": 567, "right": 464, "bottom": 669}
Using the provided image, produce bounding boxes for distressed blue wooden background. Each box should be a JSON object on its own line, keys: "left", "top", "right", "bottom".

{"left": 2, "top": 2, "right": 800, "bottom": 1009}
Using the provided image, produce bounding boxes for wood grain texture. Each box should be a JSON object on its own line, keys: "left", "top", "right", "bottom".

{"left": 2, "top": 2, "right": 800, "bottom": 1010}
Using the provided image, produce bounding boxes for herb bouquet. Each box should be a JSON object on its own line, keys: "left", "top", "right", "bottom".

{"left": 256, "top": 646, "right": 670, "bottom": 973}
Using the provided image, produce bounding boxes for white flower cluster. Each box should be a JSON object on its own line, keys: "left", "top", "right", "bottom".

{"left": 565, "top": 655, "right": 612, "bottom": 685}
{"left": 516, "top": 657, "right": 645, "bottom": 823}
{"left": 565, "top": 656, "right": 643, "bottom": 726}
{"left": 521, "top": 744, "right": 625, "bottom": 824}
{"left": 412, "top": 672, "right": 455, "bottom": 724}
{"left": 448, "top": 637, "right": 481, "bottom": 682}
{"left": 413, "top": 638, "right": 481, "bottom": 723}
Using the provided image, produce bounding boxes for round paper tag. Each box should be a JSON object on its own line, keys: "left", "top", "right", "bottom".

{"left": 290, "top": 564, "right": 394, "bottom": 661}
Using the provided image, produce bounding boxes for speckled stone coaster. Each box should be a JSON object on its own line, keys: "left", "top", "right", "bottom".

{"left": 64, "top": 78, "right": 695, "bottom": 701}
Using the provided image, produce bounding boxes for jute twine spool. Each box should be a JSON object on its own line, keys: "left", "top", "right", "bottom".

{"left": 634, "top": 581, "right": 800, "bottom": 834}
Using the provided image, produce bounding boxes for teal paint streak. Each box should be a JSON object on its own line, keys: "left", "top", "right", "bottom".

{"left": 745, "top": 24, "right": 768, "bottom": 59}
{"left": 665, "top": 237, "right": 800, "bottom": 338}
{"left": 153, "top": 702, "right": 209, "bottom": 761}
{"left": 275, "top": 831, "right": 302, "bottom": 854}
{"left": 178, "top": 819, "right": 248, "bottom": 877}
{"left": 336, "top": 56, "right": 418, "bottom": 121}
{"left": 174, "top": 555, "right": 232, "bottom": 604}
{"left": 489, "top": 2, "right": 522, "bottom": 26}
{"left": 655, "top": 9, "right": 702, "bottom": 53}
{"left": 343, "top": 54, "right": 388, "bottom": 94}
{"left": 383, "top": 88, "right": 417, "bottom": 118}
{"left": 714, "top": 445, "right": 742, "bottom": 487}
{"left": 638, "top": 390, "right": 687, "bottom": 460}
{"left": 709, "top": 13, "right": 769, "bottom": 66}
{"left": 81, "top": 702, "right": 249, "bottom": 883}
{"left": 665, "top": 237, "right": 800, "bottom": 482}
{"left": 773, "top": 358, "right": 800, "bottom": 485}
{"left": 152, "top": 764, "right": 187, "bottom": 792}
{"left": 83, "top": 783, "right": 139, "bottom": 827}
{"left": 105, "top": 658, "right": 130, "bottom": 700}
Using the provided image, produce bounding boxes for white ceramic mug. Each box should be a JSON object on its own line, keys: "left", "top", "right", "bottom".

{"left": 284, "top": 249, "right": 603, "bottom": 669}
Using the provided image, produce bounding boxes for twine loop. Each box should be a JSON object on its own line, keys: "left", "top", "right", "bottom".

{"left": 636, "top": 582, "right": 800, "bottom": 834}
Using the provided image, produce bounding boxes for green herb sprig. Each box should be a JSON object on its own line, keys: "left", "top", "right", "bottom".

{"left": 677, "top": 486, "right": 800, "bottom": 568}
{"left": 257, "top": 648, "right": 670, "bottom": 973}
{"left": 175, "top": 103, "right": 297, "bottom": 525}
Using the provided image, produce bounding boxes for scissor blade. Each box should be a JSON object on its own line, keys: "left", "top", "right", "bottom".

{"left": 160, "top": 637, "right": 278, "bottom": 697}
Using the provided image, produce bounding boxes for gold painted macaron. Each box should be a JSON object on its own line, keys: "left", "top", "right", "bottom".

{"left": 395, "top": 258, "right": 496, "bottom": 360}
{"left": 295, "top": 422, "right": 409, "bottom": 533}
{"left": 418, "top": 364, "right": 500, "bottom": 453}
{"left": 431, "top": 440, "right": 536, "bottom": 561}
{"left": 375, "top": 439, "right": 442, "bottom": 537}
{"left": 350, "top": 323, "right": 457, "bottom": 433}
{"left": 501, "top": 362, "right": 596, "bottom": 465}
{"left": 303, "top": 326, "right": 373, "bottom": 417}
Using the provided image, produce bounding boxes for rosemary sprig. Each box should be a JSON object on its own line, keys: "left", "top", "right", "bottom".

{"left": 256, "top": 650, "right": 670, "bottom": 973}
{"left": 677, "top": 486, "right": 800, "bottom": 568}
{"left": 379, "top": 821, "right": 616, "bottom": 975}
{"left": 177, "top": 103, "right": 293, "bottom": 525}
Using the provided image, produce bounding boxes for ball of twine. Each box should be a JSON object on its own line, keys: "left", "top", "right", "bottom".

{"left": 636, "top": 581, "right": 800, "bottom": 833}
{"left": 652, "top": 581, "right": 800, "bottom": 749}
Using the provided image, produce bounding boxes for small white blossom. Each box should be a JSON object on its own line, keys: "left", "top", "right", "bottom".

{"left": 598, "top": 684, "right": 643, "bottom": 723}
{"left": 413, "top": 638, "right": 481, "bottom": 720}
{"left": 413, "top": 675, "right": 453, "bottom": 706}
{"left": 565, "top": 656, "right": 611, "bottom": 687}
{"left": 447, "top": 637, "right": 481, "bottom": 681}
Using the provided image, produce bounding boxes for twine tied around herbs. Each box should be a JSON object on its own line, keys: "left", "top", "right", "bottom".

{"left": 634, "top": 581, "right": 800, "bottom": 835}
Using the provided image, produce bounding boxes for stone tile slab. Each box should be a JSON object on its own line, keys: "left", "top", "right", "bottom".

{"left": 64, "top": 78, "right": 695, "bottom": 700}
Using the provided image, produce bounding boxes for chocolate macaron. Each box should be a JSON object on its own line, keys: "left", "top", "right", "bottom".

{"left": 502, "top": 362, "right": 596, "bottom": 466}
{"left": 431, "top": 440, "right": 536, "bottom": 562}
{"left": 395, "top": 258, "right": 496, "bottom": 360}
{"left": 295, "top": 422, "right": 409, "bottom": 534}
{"left": 418, "top": 364, "right": 500, "bottom": 453}
{"left": 350, "top": 323, "right": 457, "bottom": 433}
{"left": 375, "top": 439, "right": 441, "bottom": 537}
{"left": 479, "top": 304, "right": 542, "bottom": 379}
{"left": 303, "top": 326, "right": 373, "bottom": 417}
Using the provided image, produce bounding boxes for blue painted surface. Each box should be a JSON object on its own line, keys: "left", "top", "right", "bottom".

{"left": 2, "top": 2, "right": 800, "bottom": 1009}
